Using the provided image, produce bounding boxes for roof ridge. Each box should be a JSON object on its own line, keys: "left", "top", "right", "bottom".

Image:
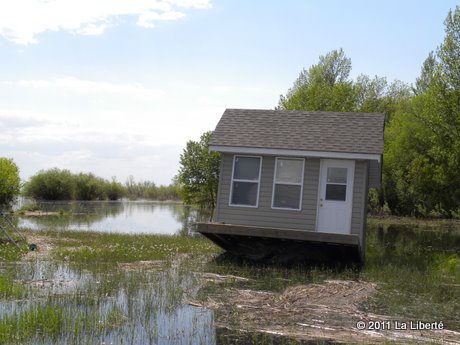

{"left": 225, "top": 108, "right": 385, "bottom": 116}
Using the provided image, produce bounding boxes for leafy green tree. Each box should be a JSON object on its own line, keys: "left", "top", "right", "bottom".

{"left": 413, "top": 52, "right": 437, "bottom": 95}
{"left": 74, "top": 173, "right": 106, "bottom": 200}
{"left": 23, "top": 168, "right": 75, "bottom": 200}
{"left": 178, "top": 131, "right": 221, "bottom": 214}
{"left": 279, "top": 48, "right": 411, "bottom": 122}
{"left": 0, "top": 158, "right": 20, "bottom": 209}
{"left": 104, "top": 178, "right": 126, "bottom": 201}
{"left": 278, "top": 49, "right": 357, "bottom": 112}
{"left": 384, "top": 6, "right": 460, "bottom": 217}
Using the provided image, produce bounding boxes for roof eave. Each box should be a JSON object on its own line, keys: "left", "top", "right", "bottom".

{"left": 209, "top": 145, "right": 382, "bottom": 162}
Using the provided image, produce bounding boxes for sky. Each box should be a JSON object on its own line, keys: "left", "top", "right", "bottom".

{"left": 0, "top": 0, "right": 458, "bottom": 185}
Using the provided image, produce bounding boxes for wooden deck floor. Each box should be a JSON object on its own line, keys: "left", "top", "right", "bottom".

{"left": 196, "top": 222, "right": 360, "bottom": 246}
{"left": 196, "top": 222, "right": 362, "bottom": 262}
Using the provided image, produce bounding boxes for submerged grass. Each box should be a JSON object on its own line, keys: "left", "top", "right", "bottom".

{"left": 362, "top": 224, "right": 460, "bottom": 329}
{"left": 0, "top": 216, "right": 458, "bottom": 343}
{"left": 0, "top": 271, "right": 27, "bottom": 300}
{"left": 0, "top": 303, "right": 128, "bottom": 344}
{"left": 0, "top": 305, "right": 64, "bottom": 344}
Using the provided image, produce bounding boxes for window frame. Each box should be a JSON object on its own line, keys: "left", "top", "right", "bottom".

{"left": 271, "top": 157, "right": 305, "bottom": 211}
{"left": 229, "top": 155, "right": 263, "bottom": 208}
{"left": 325, "top": 167, "right": 348, "bottom": 202}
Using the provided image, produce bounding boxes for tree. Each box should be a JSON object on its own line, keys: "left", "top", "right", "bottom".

{"left": 384, "top": 6, "right": 460, "bottom": 217}
{"left": 278, "top": 48, "right": 411, "bottom": 121}
{"left": 178, "top": 131, "right": 221, "bottom": 214}
{"left": 23, "top": 168, "right": 75, "bottom": 200}
{"left": 278, "top": 49, "right": 357, "bottom": 112}
{"left": 104, "top": 178, "right": 126, "bottom": 201}
{"left": 413, "top": 52, "right": 437, "bottom": 95}
{"left": 74, "top": 173, "right": 106, "bottom": 200}
{"left": 0, "top": 158, "right": 20, "bottom": 209}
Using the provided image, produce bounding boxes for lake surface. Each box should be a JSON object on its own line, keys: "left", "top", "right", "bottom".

{"left": 17, "top": 200, "right": 209, "bottom": 235}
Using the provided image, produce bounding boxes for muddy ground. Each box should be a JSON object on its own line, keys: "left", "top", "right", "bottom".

{"left": 190, "top": 275, "right": 460, "bottom": 344}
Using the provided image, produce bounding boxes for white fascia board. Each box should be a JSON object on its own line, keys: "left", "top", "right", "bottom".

{"left": 209, "top": 145, "right": 381, "bottom": 162}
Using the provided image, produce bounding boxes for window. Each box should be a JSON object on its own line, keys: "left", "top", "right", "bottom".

{"left": 272, "top": 158, "right": 304, "bottom": 210}
{"left": 230, "top": 156, "right": 262, "bottom": 207}
{"left": 325, "top": 167, "right": 347, "bottom": 201}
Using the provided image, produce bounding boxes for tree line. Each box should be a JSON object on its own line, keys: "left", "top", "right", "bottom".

{"left": 0, "top": 166, "right": 180, "bottom": 204}
{"left": 178, "top": 6, "right": 460, "bottom": 218}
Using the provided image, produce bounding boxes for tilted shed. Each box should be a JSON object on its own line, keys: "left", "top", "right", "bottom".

{"left": 197, "top": 109, "right": 385, "bottom": 262}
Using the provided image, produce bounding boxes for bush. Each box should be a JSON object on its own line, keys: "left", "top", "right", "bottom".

{"left": 0, "top": 158, "right": 20, "bottom": 208}
{"left": 23, "top": 169, "right": 126, "bottom": 201}
{"left": 74, "top": 173, "right": 106, "bottom": 200}
{"left": 23, "top": 168, "right": 75, "bottom": 200}
{"left": 104, "top": 179, "right": 126, "bottom": 201}
{"left": 124, "top": 176, "right": 181, "bottom": 201}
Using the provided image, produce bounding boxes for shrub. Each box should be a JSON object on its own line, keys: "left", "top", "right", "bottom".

{"left": 74, "top": 173, "right": 106, "bottom": 200}
{"left": 0, "top": 158, "right": 20, "bottom": 209}
{"left": 104, "top": 179, "right": 126, "bottom": 200}
{"left": 23, "top": 168, "right": 75, "bottom": 200}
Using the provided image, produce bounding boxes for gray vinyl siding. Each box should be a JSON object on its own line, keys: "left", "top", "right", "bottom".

{"left": 351, "top": 161, "right": 368, "bottom": 244}
{"left": 216, "top": 154, "right": 320, "bottom": 231}
{"left": 215, "top": 153, "right": 367, "bottom": 239}
{"left": 368, "top": 159, "right": 381, "bottom": 189}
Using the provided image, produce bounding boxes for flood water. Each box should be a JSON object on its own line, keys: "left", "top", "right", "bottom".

{"left": 2, "top": 201, "right": 459, "bottom": 344}
{"left": 17, "top": 200, "right": 208, "bottom": 235}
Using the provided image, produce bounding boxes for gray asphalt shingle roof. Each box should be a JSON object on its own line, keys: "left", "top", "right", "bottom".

{"left": 209, "top": 109, "right": 385, "bottom": 155}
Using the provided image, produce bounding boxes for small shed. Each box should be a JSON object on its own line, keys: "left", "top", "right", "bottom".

{"left": 197, "top": 109, "right": 385, "bottom": 262}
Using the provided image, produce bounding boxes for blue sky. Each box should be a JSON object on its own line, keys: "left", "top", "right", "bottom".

{"left": 0, "top": 0, "right": 457, "bottom": 185}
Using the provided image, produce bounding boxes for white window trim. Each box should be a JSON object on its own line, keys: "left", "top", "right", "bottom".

{"left": 325, "top": 167, "right": 348, "bottom": 202}
{"left": 271, "top": 157, "right": 305, "bottom": 211}
{"left": 229, "top": 155, "right": 262, "bottom": 208}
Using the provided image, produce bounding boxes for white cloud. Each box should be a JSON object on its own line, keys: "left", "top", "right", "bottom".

{"left": 0, "top": 75, "right": 279, "bottom": 184}
{"left": 0, "top": 0, "right": 212, "bottom": 45}
{"left": 11, "top": 77, "right": 165, "bottom": 100}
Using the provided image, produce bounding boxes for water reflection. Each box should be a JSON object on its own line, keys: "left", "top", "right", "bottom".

{"left": 18, "top": 201, "right": 208, "bottom": 235}
{"left": 0, "top": 260, "right": 215, "bottom": 344}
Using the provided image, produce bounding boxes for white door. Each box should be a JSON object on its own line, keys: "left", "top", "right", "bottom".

{"left": 316, "top": 159, "right": 355, "bottom": 234}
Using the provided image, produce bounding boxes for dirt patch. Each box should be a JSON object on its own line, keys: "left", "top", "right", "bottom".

{"left": 22, "top": 234, "right": 81, "bottom": 260}
{"left": 190, "top": 279, "right": 460, "bottom": 344}
{"left": 23, "top": 234, "right": 56, "bottom": 260}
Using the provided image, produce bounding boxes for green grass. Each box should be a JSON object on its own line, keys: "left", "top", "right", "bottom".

{"left": 0, "top": 242, "right": 23, "bottom": 261}
{"left": 44, "top": 230, "right": 219, "bottom": 265}
{"left": 0, "top": 271, "right": 27, "bottom": 300}
{"left": 0, "top": 304, "right": 127, "bottom": 344}
{"left": 0, "top": 305, "right": 64, "bottom": 344}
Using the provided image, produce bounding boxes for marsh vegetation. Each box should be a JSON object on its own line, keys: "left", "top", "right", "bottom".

{"left": 0, "top": 204, "right": 459, "bottom": 344}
